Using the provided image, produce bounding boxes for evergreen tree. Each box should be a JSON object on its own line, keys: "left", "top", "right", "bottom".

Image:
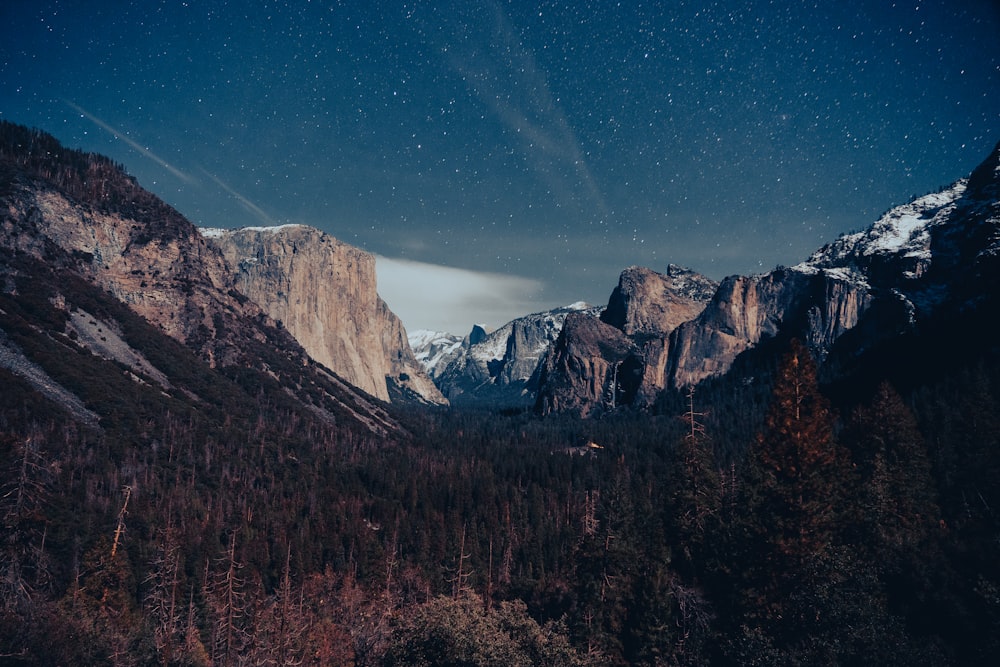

{"left": 666, "top": 388, "right": 722, "bottom": 575}
{"left": 731, "top": 339, "right": 859, "bottom": 659}
{"left": 847, "top": 382, "right": 943, "bottom": 573}
{"left": 752, "top": 340, "right": 849, "bottom": 570}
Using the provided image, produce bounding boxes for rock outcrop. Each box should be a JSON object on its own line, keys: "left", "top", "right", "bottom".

{"left": 201, "top": 225, "right": 446, "bottom": 405}
{"left": 0, "top": 167, "right": 263, "bottom": 368}
{"left": 0, "top": 121, "right": 402, "bottom": 435}
{"left": 601, "top": 265, "right": 719, "bottom": 336}
{"left": 668, "top": 269, "right": 873, "bottom": 388}
{"left": 534, "top": 313, "right": 643, "bottom": 417}
{"left": 535, "top": 266, "right": 717, "bottom": 415}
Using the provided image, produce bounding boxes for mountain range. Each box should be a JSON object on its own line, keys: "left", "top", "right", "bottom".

{"left": 411, "top": 143, "right": 1000, "bottom": 415}
{"left": 2, "top": 120, "right": 999, "bottom": 665}
{"left": 2, "top": 118, "right": 998, "bottom": 425}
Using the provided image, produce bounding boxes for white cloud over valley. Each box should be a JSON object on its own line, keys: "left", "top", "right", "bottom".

{"left": 375, "top": 256, "right": 546, "bottom": 335}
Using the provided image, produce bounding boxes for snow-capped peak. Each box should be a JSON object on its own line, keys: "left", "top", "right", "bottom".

{"left": 794, "top": 179, "right": 967, "bottom": 277}
{"left": 198, "top": 223, "right": 309, "bottom": 239}
{"left": 408, "top": 329, "right": 464, "bottom": 378}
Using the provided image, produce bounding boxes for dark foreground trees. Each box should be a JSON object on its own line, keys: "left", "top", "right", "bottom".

{"left": 1, "top": 335, "right": 998, "bottom": 664}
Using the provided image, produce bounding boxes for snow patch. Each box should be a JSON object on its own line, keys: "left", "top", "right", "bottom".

{"left": 199, "top": 223, "right": 309, "bottom": 239}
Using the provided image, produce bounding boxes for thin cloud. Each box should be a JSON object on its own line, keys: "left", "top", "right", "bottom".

{"left": 375, "top": 256, "right": 547, "bottom": 335}
{"left": 422, "top": 3, "right": 609, "bottom": 218}
{"left": 199, "top": 169, "right": 275, "bottom": 226}
{"left": 64, "top": 101, "right": 196, "bottom": 184}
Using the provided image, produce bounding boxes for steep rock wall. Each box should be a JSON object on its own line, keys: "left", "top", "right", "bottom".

{"left": 601, "top": 265, "right": 718, "bottom": 336}
{"left": 534, "top": 313, "right": 642, "bottom": 417}
{"left": 202, "top": 225, "right": 445, "bottom": 405}
{"left": 669, "top": 269, "right": 873, "bottom": 389}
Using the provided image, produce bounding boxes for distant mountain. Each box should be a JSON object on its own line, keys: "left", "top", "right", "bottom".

{"left": 429, "top": 302, "right": 601, "bottom": 406}
{"left": 535, "top": 266, "right": 718, "bottom": 416}
{"left": 408, "top": 328, "right": 464, "bottom": 379}
{"left": 534, "top": 141, "right": 1000, "bottom": 415}
{"left": 201, "top": 225, "right": 446, "bottom": 406}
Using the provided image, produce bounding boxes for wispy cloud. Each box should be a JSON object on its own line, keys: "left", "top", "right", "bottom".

{"left": 423, "top": 3, "right": 609, "bottom": 218}
{"left": 199, "top": 169, "right": 275, "bottom": 226}
{"left": 375, "top": 256, "right": 547, "bottom": 335}
{"left": 64, "top": 100, "right": 196, "bottom": 184}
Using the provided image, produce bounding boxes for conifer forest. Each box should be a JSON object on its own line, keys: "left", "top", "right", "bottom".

{"left": 1, "top": 121, "right": 999, "bottom": 665}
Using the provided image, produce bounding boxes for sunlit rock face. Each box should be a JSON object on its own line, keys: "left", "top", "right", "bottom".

{"left": 201, "top": 225, "right": 446, "bottom": 405}
{"left": 534, "top": 313, "right": 641, "bottom": 417}
{"left": 600, "top": 265, "right": 718, "bottom": 336}
{"left": 533, "top": 265, "right": 717, "bottom": 414}
{"left": 668, "top": 269, "right": 875, "bottom": 389}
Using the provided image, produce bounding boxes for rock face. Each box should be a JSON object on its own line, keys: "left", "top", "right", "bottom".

{"left": 0, "top": 167, "right": 260, "bottom": 368}
{"left": 534, "top": 141, "right": 1000, "bottom": 414}
{"left": 432, "top": 303, "right": 601, "bottom": 406}
{"left": 0, "top": 122, "right": 402, "bottom": 435}
{"left": 534, "top": 313, "right": 642, "bottom": 417}
{"left": 408, "top": 329, "right": 465, "bottom": 379}
{"left": 601, "top": 265, "right": 719, "bottom": 336}
{"left": 201, "top": 225, "right": 446, "bottom": 405}
{"left": 668, "top": 269, "right": 873, "bottom": 388}
{"left": 534, "top": 266, "right": 717, "bottom": 415}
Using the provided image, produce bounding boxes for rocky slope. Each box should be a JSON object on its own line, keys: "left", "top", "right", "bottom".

{"left": 0, "top": 121, "right": 402, "bottom": 435}
{"left": 201, "top": 225, "right": 446, "bottom": 405}
{"left": 535, "top": 266, "right": 717, "bottom": 415}
{"left": 533, "top": 313, "right": 643, "bottom": 417}
{"left": 600, "top": 265, "right": 719, "bottom": 335}
{"left": 667, "top": 268, "right": 873, "bottom": 388}
{"left": 408, "top": 329, "right": 465, "bottom": 379}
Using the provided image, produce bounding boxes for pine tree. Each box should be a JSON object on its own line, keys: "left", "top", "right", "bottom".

{"left": 848, "top": 382, "right": 942, "bottom": 568}
{"left": 667, "top": 388, "right": 722, "bottom": 574}
{"left": 732, "top": 339, "right": 860, "bottom": 659}
{"left": 750, "top": 339, "right": 850, "bottom": 571}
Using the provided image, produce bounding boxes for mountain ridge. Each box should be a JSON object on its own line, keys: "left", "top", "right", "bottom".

{"left": 0, "top": 120, "right": 404, "bottom": 435}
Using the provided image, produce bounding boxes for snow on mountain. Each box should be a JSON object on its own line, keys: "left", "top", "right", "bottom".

{"left": 408, "top": 329, "right": 464, "bottom": 379}
{"left": 199, "top": 223, "right": 308, "bottom": 239}
{"left": 430, "top": 302, "right": 601, "bottom": 404}
{"left": 794, "top": 180, "right": 967, "bottom": 280}
{"left": 467, "top": 302, "right": 600, "bottom": 372}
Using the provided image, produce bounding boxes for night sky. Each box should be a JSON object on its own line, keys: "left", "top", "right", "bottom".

{"left": 3, "top": 1, "right": 999, "bottom": 334}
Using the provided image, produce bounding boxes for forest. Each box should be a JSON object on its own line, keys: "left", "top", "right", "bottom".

{"left": 2, "top": 295, "right": 999, "bottom": 665}
{"left": 1, "top": 120, "right": 999, "bottom": 664}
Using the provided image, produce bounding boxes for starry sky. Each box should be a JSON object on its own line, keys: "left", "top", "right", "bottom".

{"left": 3, "top": 1, "right": 999, "bottom": 334}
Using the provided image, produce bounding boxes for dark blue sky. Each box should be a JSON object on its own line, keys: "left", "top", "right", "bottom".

{"left": 3, "top": 1, "right": 999, "bottom": 333}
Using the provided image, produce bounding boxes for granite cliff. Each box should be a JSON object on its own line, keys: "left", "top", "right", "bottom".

{"left": 431, "top": 303, "right": 600, "bottom": 406}
{"left": 200, "top": 225, "right": 446, "bottom": 405}
{"left": 1, "top": 148, "right": 258, "bottom": 367}
{"left": 535, "top": 266, "right": 717, "bottom": 415}
{"left": 0, "top": 121, "right": 402, "bottom": 435}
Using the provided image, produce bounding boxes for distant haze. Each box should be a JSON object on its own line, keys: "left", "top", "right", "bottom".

{"left": 376, "top": 256, "right": 549, "bottom": 335}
